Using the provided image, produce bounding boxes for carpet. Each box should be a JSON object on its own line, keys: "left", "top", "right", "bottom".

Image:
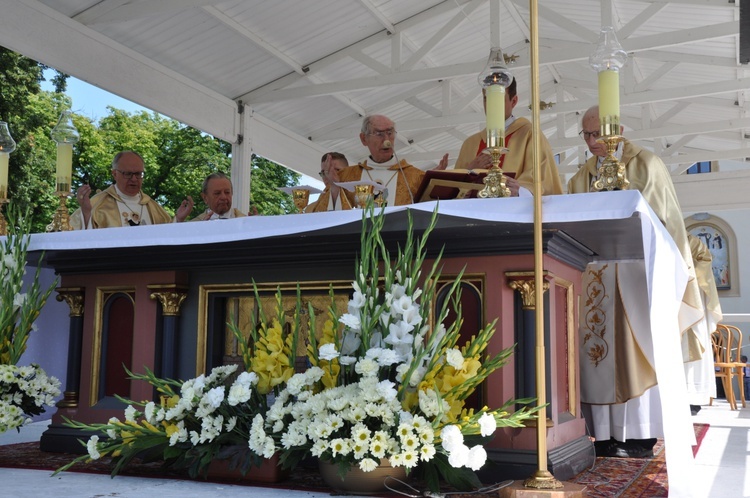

{"left": 0, "top": 424, "right": 710, "bottom": 497}
{"left": 570, "top": 423, "right": 709, "bottom": 498}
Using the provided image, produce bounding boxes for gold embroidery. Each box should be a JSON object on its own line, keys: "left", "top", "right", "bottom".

{"left": 582, "top": 264, "right": 609, "bottom": 367}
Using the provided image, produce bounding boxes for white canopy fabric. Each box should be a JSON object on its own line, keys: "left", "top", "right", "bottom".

{"left": 2, "top": 0, "right": 749, "bottom": 213}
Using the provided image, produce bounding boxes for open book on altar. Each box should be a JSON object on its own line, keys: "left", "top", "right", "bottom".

{"left": 415, "top": 169, "right": 515, "bottom": 202}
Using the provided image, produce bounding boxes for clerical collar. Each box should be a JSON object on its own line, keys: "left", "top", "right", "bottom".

{"left": 506, "top": 115, "right": 516, "bottom": 128}
{"left": 114, "top": 185, "right": 142, "bottom": 203}
{"left": 368, "top": 155, "right": 396, "bottom": 168}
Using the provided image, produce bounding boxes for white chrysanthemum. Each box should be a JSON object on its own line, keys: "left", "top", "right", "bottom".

{"left": 447, "top": 443, "right": 469, "bottom": 468}
{"left": 445, "top": 349, "right": 464, "bottom": 369}
{"left": 376, "top": 380, "right": 397, "bottom": 401}
{"left": 86, "top": 435, "right": 101, "bottom": 460}
{"left": 355, "top": 358, "right": 379, "bottom": 377}
{"left": 318, "top": 343, "right": 339, "bottom": 361}
{"left": 419, "top": 443, "right": 436, "bottom": 461}
{"left": 478, "top": 412, "right": 497, "bottom": 437}
{"left": 401, "top": 449, "right": 420, "bottom": 468}
{"left": 359, "top": 457, "right": 378, "bottom": 472}
{"left": 440, "top": 425, "right": 464, "bottom": 452}
{"left": 339, "top": 355, "right": 357, "bottom": 366}
{"left": 329, "top": 438, "right": 351, "bottom": 457}
{"left": 204, "top": 386, "right": 225, "bottom": 408}
{"left": 311, "top": 439, "right": 328, "bottom": 457}
{"left": 466, "top": 445, "right": 487, "bottom": 470}
{"left": 227, "top": 383, "right": 252, "bottom": 405}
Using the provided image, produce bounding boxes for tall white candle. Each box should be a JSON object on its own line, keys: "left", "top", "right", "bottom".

{"left": 485, "top": 85, "right": 506, "bottom": 149}
{"left": 56, "top": 143, "right": 73, "bottom": 193}
{"left": 0, "top": 152, "right": 9, "bottom": 199}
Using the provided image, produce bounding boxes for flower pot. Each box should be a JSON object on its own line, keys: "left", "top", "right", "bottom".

{"left": 319, "top": 458, "right": 407, "bottom": 494}
{"left": 207, "top": 452, "right": 287, "bottom": 483}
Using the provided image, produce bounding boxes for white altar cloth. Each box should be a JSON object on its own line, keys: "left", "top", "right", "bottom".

{"left": 24, "top": 191, "right": 695, "bottom": 496}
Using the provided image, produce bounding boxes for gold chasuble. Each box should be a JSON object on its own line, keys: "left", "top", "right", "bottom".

{"left": 454, "top": 117, "right": 563, "bottom": 195}
{"left": 306, "top": 188, "right": 355, "bottom": 213}
{"left": 337, "top": 159, "right": 424, "bottom": 207}
{"left": 70, "top": 185, "right": 173, "bottom": 229}
{"left": 569, "top": 141, "right": 704, "bottom": 405}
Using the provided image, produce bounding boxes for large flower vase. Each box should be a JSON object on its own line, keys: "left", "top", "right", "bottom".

{"left": 319, "top": 458, "right": 407, "bottom": 494}
{"left": 206, "top": 452, "right": 287, "bottom": 483}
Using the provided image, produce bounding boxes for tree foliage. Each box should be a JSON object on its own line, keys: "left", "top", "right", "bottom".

{"left": 1, "top": 47, "right": 302, "bottom": 232}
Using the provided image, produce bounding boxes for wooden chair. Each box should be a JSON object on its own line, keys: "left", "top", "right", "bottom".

{"left": 711, "top": 324, "right": 746, "bottom": 410}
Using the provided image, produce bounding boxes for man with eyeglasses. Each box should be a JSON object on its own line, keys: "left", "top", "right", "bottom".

{"left": 453, "top": 77, "right": 563, "bottom": 196}
{"left": 305, "top": 152, "right": 352, "bottom": 212}
{"left": 336, "top": 115, "right": 448, "bottom": 207}
{"left": 569, "top": 105, "right": 704, "bottom": 458}
{"left": 71, "top": 151, "right": 194, "bottom": 229}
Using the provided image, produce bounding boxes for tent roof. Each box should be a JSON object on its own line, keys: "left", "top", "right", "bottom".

{"left": 2, "top": 0, "right": 749, "bottom": 209}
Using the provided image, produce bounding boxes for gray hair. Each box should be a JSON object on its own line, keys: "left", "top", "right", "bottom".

{"left": 111, "top": 150, "right": 144, "bottom": 170}
{"left": 202, "top": 171, "right": 231, "bottom": 194}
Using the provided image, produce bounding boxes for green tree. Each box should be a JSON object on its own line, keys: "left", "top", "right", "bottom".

{"left": 2, "top": 47, "right": 302, "bottom": 228}
{"left": 0, "top": 47, "right": 69, "bottom": 231}
{"left": 250, "top": 155, "right": 300, "bottom": 215}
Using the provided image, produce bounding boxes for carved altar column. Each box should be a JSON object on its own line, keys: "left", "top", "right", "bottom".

{"left": 148, "top": 285, "right": 188, "bottom": 380}
{"left": 55, "top": 287, "right": 85, "bottom": 408}
{"left": 507, "top": 272, "right": 550, "bottom": 402}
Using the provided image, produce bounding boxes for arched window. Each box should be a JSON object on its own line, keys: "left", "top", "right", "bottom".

{"left": 685, "top": 214, "right": 739, "bottom": 297}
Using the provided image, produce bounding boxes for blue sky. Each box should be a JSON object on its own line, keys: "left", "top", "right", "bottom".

{"left": 41, "top": 70, "right": 324, "bottom": 191}
{"left": 42, "top": 69, "right": 149, "bottom": 121}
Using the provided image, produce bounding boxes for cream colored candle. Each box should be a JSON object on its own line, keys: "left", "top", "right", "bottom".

{"left": 56, "top": 143, "right": 73, "bottom": 192}
{"left": 485, "top": 85, "right": 505, "bottom": 134}
{"left": 0, "top": 152, "right": 9, "bottom": 198}
{"left": 598, "top": 69, "right": 620, "bottom": 119}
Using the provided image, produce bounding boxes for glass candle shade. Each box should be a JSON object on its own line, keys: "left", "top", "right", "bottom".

{"left": 0, "top": 121, "right": 16, "bottom": 199}
{"left": 51, "top": 111, "right": 80, "bottom": 194}
{"left": 589, "top": 26, "right": 627, "bottom": 135}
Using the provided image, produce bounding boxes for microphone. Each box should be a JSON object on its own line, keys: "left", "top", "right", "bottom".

{"left": 382, "top": 140, "right": 392, "bottom": 149}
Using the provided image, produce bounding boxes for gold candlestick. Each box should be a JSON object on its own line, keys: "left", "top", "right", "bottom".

{"left": 477, "top": 145, "right": 511, "bottom": 198}
{"left": 0, "top": 198, "right": 8, "bottom": 236}
{"left": 46, "top": 191, "right": 72, "bottom": 232}
{"left": 593, "top": 133, "right": 629, "bottom": 191}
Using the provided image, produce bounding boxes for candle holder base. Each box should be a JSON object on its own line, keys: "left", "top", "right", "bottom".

{"left": 46, "top": 191, "right": 73, "bottom": 232}
{"left": 592, "top": 135, "right": 629, "bottom": 191}
{"left": 0, "top": 198, "right": 8, "bottom": 236}
{"left": 478, "top": 147, "right": 511, "bottom": 198}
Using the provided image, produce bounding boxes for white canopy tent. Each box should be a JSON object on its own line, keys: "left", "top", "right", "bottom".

{"left": 1, "top": 0, "right": 749, "bottom": 212}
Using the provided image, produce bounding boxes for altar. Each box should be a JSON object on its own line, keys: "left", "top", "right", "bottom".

{"left": 27, "top": 190, "right": 694, "bottom": 483}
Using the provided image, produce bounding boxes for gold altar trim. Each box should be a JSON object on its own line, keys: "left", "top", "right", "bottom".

{"left": 55, "top": 287, "right": 84, "bottom": 317}
{"left": 148, "top": 284, "right": 189, "bottom": 316}
{"left": 505, "top": 271, "right": 577, "bottom": 419}
{"left": 90, "top": 287, "right": 135, "bottom": 407}
{"left": 196, "top": 280, "right": 352, "bottom": 376}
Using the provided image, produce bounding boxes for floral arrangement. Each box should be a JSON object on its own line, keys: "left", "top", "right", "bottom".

{"left": 0, "top": 204, "right": 60, "bottom": 434}
{"left": 58, "top": 363, "right": 266, "bottom": 477}
{"left": 58, "top": 205, "right": 537, "bottom": 492}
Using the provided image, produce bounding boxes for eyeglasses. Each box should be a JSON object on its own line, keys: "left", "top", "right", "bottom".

{"left": 579, "top": 130, "right": 600, "bottom": 140}
{"left": 367, "top": 129, "right": 397, "bottom": 139}
{"left": 116, "top": 169, "right": 145, "bottom": 179}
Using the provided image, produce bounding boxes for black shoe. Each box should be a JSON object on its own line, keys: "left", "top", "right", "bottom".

{"left": 594, "top": 438, "right": 654, "bottom": 458}
{"left": 690, "top": 404, "right": 702, "bottom": 415}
